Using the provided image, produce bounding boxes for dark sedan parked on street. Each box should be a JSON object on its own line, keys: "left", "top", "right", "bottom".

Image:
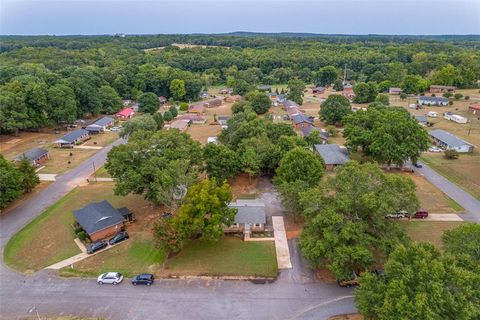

{"left": 132, "top": 274, "right": 155, "bottom": 286}
{"left": 87, "top": 240, "right": 107, "bottom": 254}
{"left": 108, "top": 231, "right": 129, "bottom": 245}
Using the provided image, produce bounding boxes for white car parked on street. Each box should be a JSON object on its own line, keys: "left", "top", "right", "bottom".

{"left": 97, "top": 272, "right": 123, "bottom": 285}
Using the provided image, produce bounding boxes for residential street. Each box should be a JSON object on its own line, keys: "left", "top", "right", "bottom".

{"left": 416, "top": 161, "right": 480, "bottom": 222}
{"left": 0, "top": 138, "right": 356, "bottom": 320}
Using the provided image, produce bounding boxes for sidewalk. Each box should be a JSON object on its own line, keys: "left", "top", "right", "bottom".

{"left": 272, "top": 216, "right": 292, "bottom": 269}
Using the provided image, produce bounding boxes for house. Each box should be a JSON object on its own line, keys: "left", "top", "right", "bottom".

{"left": 219, "top": 88, "right": 233, "bottom": 95}
{"left": 277, "top": 94, "right": 286, "bottom": 104}
{"left": 159, "top": 96, "right": 167, "bottom": 104}
{"left": 283, "top": 100, "right": 299, "bottom": 111}
{"left": 169, "top": 119, "right": 190, "bottom": 132}
{"left": 444, "top": 112, "right": 467, "bottom": 124}
{"left": 342, "top": 87, "right": 356, "bottom": 100}
{"left": 314, "top": 144, "right": 350, "bottom": 171}
{"left": 418, "top": 96, "right": 449, "bottom": 106}
{"left": 389, "top": 87, "right": 403, "bottom": 95}
{"left": 73, "top": 200, "right": 128, "bottom": 241}
{"left": 86, "top": 117, "right": 114, "bottom": 133}
{"left": 224, "top": 95, "right": 242, "bottom": 103}
{"left": 427, "top": 111, "right": 438, "bottom": 118}
{"left": 204, "top": 98, "right": 223, "bottom": 108}
{"left": 14, "top": 148, "right": 49, "bottom": 166}
{"left": 312, "top": 86, "right": 326, "bottom": 94}
{"left": 468, "top": 104, "right": 480, "bottom": 114}
{"left": 287, "top": 106, "right": 302, "bottom": 118}
{"left": 415, "top": 115, "right": 428, "bottom": 126}
{"left": 217, "top": 115, "right": 230, "bottom": 126}
{"left": 116, "top": 107, "right": 135, "bottom": 120}
{"left": 430, "top": 85, "right": 456, "bottom": 93}
{"left": 291, "top": 113, "right": 314, "bottom": 130}
{"left": 429, "top": 129, "right": 474, "bottom": 153}
{"left": 301, "top": 125, "right": 329, "bottom": 143}
{"left": 178, "top": 113, "right": 207, "bottom": 124}
{"left": 54, "top": 129, "right": 90, "bottom": 148}
{"left": 188, "top": 103, "right": 205, "bottom": 114}
{"left": 225, "top": 200, "right": 266, "bottom": 238}
{"left": 268, "top": 92, "right": 278, "bottom": 105}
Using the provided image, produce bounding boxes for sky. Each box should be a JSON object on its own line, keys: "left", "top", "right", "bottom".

{"left": 1, "top": 0, "right": 479, "bottom": 35}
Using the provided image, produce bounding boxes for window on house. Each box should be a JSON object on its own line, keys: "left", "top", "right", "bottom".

{"left": 254, "top": 224, "right": 261, "bottom": 227}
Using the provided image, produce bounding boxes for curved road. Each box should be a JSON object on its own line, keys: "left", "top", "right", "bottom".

{"left": 0, "top": 139, "right": 356, "bottom": 320}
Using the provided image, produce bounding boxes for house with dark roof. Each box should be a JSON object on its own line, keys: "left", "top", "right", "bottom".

{"left": 86, "top": 117, "right": 115, "bottom": 133}
{"left": 418, "top": 96, "right": 448, "bottom": 106}
{"left": 291, "top": 113, "right": 314, "bottom": 130}
{"left": 225, "top": 200, "right": 266, "bottom": 238}
{"left": 73, "top": 200, "right": 128, "bottom": 241}
{"left": 14, "top": 148, "right": 49, "bottom": 166}
{"left": 301, "top": 125, "right": 329, "bottom": 143}
{"left": 429, "top": 129, "right": 474, "bottom": 153}
{"left": 415, "top": 115, "right": 428, "bottom": 126}
{"left": 314, "top": 144, "right": 350, "bottom": 171}
{"left": 54, "top": 129, "right": 90, "bottom": 148}
{"left": 389, "top": 87, "right": 403, "bottom": 95}
{"left": 178, "top": 113, "right": 207, "bottom": 124}
{"left": 283, "top": 100, "right": 299, "bottom": 111}
{"left": 312, "top": 86, "right": 326, "bottom": 94}
{"left": 217, "top": 115, "right": 230, "bottom": 126}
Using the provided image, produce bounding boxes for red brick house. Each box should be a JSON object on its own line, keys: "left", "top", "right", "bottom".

{"left": 342, "top": 87, "right": 356, "bottom": 100}
{"left": 14, "top": 148, "right": 49, "bottom": 166}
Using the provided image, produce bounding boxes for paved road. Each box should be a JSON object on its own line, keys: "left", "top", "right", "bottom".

{"left": 416, "top": 161, "right": 480, "bottom": 222}
{"left": 0, "top": 139, "right": 356, "bottom": 320}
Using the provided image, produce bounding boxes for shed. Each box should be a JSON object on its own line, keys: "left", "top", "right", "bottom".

{"left": 468, "top": 104, "right": 480, "bottom": 114}
{"left": 314, "top": 144, "right": 350, "bottom": 171}
{"left": 312, "top": 86, "right": 326, "bottom": 94}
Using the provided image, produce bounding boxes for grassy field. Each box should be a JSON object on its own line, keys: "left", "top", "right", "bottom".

{"left": 402, "top": 221, "right": 465, "bottom": 249}
{"left": 0, "top": 131, "right": 62, "bottom": 159}
{"left": 421, "top": 152, "right": 480, "bottom": 200}
{"left": 94, "top": 166, "right": 111, "bottom": 178}
{"left": 39, "top": 148, "right": 98, "bottom": 174}
{"left": 3, "top": 183, "right": 151, "bottom": 273}
{"left": 163, "top": 237, "right": 278, "bottom": 277}
{"left": 83, "top": 131, "right": 118, "bottom": 147}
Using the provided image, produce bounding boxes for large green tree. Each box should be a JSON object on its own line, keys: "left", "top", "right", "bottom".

{"left": 138, "top": 92, "right": 159, "bottom": 114}
{"left": 287, "top": 79, "right": 305, "bottom": 105}
{"left": 98, "top": 85, "right": 122, "bottom": 114}
{"left": 353, "top": 81, "right": 379, "bottom": 103}
{"left": 203, "top": 143, "right": 241, "bottom": 182}
{"left": 0, "top": 156, "right": 23, "bottom": 209}
{"left": 169, "top": 79, "right": 186, "bottom": 101}
{"left": 442, "top": 223, "right": 480, "bottom": 272}
{"left": 119, "top": 114, "right": 158, "bottom": 138}
{"left": 245, "top": 91, "right": 270, "bottom": 114}
{"left": 47, "top": 83, "right": 78, "bottom": 124}
{"left": 319, "top": 94, "right": 352, "bottom": 125}
{"left": 315, "top": 66, "right": 338, "bottom": 86}
{"left": 17, "top": 157, "right": 40, "bottom": 193}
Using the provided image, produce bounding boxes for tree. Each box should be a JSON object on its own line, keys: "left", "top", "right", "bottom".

{"left": 168, "top": 105, "right": 178, "bottom": 118}
{"left": 203, "top": 144, "right": 241, "bottom": 182}
{"left": 287, "top": 79, "right": 305, "bottom": 105}
{"left": 105, "top": 130, "right": 203, "bottom": 206}
{"left": 442, "top": 223, "right": 480, "bottom": 272}
{"left": 431, "top": 64, "right": 463, "bottom": 87}
{"left": 355, "top": 243, "right": 480, "bottom": 320}
{"left": 179, "top": 102, "right": 188, "bottom": 111}
{"left": 375, "top": 93, "right": 389, "bottom": 106}
{"left": 0, "top": 156, "right": 23, "bottom": 209}
{"left": 333, "top": 80, "right": 344, "bottom": 91}
{"left": 444, "top": 149, "right": 459, "bottom": 159}
{"left": 402, "top": 75, "right": 429, "bottom": 94}
{"left": 68, "top": 67, "right": 103, "bottom": 116}
{"left": 232, "top": 79, "right": 253, "bottom": 95}
{"left": 399, "top": 92, "right": 407, "bottom": 100}
{"left": 300, "top": 162, "right": 416, "bottom": 278}
{"left": 245, "top": 91, "right": 270, "bottom": 114}
{"left": 17, "top": 157, "right": 39, "bottom": 193}
{"left": 454, "top": 93, "right": 463, "bottom": 100}
{"left": 353, "top": 82, "right": 378, "bottom": 103}
{"left": 304, "top": 129, "right": 323, "bottom": 147}
{"left": 316, "top": 66, "right": 338, "bottom": 86}
{"left": 119, "top": 114, "right": 158, "bottom": 138}
{"left": 138, "top": 92, "right": 159, "bottom": 114}
{"left": 97, "top": 85, "right": 122, "bottom": 114}
{"left": 344, "top": 108, "right": 429, "bottom": 167}
{"left": 47, "top": 83, "right": 78, "bottom": 124}
{"left": 163, "top": 110, "right": 173, "bottom": 122}
{"left": 155, "top": 179, "right": 236, "bottom": 252}
{"left": 240, "top": 147, "right": 261, "bottom": 178}
{"left": 231, "top": 100, "right": 247, "bottom": 114}
{"left": 169, "top": 79, "right": 186, "bottom": 101}
{"left": 152, "top": 112, "right": 164, "bottom": 129}
{"left": 319, "top": 94, "right": 352, "bottom": 125}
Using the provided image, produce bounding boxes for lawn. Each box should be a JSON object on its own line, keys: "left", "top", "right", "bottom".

{"left": 39, "top": 148, "right": 98, "bottom": 174}
{"left": 0, "top": 131, "right": 62, "bottom": 160}
{"left": 401, "top": 221, "right": 465, "bottom": 249}
{"left": 83, "top": 131, "right": 119, "bottom": 147}
{"left": 162, "top": 237, "right": 278, "bottom": 277}
{"left": 421, "top": 152, "right": 480, "bottom": 200}
{"left": 94, "top": 166, "right": 111, "bottom": 178}
{"left": 4, "top": 182, "right": 149, "bottom": 273}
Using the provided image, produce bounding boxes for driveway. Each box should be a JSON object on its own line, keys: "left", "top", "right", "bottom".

{"left": 0, "top": 140, "right": 357, "bottom": 320}
{"left": 416, "top": 160, "right": 480, "bottom": 222}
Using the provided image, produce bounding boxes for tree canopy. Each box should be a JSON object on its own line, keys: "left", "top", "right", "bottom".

{"left": 319, "top": 94, "right": 352, "bottom": 124}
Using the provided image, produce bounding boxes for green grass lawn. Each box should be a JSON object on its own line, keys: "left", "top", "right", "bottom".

{"left": 93, "top": 166, "right": 111, "bottom": 178}
{"left": 163, "top": 237, "right": 278, "bottom": 277}
{"left": 401, "top": 221, "right": 466, "bottom": 249}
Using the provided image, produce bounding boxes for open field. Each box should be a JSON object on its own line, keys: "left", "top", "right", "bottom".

{"left": 4, "top": 182, "right": 157, "bottom": 273}
{"left": 401, "top": 221, "right": 465, "bottom": 249}
{"left": 162, "top": 237, "right": 277, "bottom": 277}
{"left": 421, "top": 152, "right": 480, "bottom": 200}
{"left": 39, "top": 148, "right": 98, "bottom": 174}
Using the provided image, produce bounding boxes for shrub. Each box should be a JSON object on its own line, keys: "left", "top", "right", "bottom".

{"left": 179, "top": 102, "right": 189, "bottom": 111}
{"left": 454, "top": 93, "right": 463, "bottom": 100}
{"left": 326, "top": 125, "right": 339, "bottom": 137}
{"left": 443, "top": 92, "right": 453, "bottom": 98}
{"left": 77, "top": 231, "right": 88, "bottom": 242}
{"left": 465, "top": 96, "right": 470, "bottom": 100}
{"left": 449, "top": 101, "right": 454, "bottom": 106}
{"left": 163, "top": 110, "right": 173, "bottom": 122}
{"left": 444, "top": 149, "right": 459, "bottom": 159}
{"left": 399, "top": 93, "right": 407, "bottom": 100}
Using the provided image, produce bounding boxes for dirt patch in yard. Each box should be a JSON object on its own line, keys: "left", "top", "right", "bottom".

{"left": 186, "top": 124, "right": 222, "bottom": 144}
{"left": 229, "top": 173, "right": 259, "bottom": 199}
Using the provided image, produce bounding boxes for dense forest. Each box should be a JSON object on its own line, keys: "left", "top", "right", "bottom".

{"left": 1, "top": 34, "right": 479, "bottom": 133}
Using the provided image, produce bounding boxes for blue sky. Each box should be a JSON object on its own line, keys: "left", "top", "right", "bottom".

{"left": 1, "top": 0, "right": 479, "bottom": 35}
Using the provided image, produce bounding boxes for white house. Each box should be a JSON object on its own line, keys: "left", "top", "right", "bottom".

{"left": 418, "top": 96, "right": 449, "bottom": 106}
{"left": 429, "top": 129, "right": 474, "bottom": 153}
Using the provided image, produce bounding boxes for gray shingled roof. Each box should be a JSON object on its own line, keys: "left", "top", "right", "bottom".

{"left": 284, "top": 100, "right": 298, "bottom": 108}
{"left": 73, "top": 200, "right": 124, "bottom": 235}
{"left": 415, "top": 115, "right": 428, "bottom": 123}
{"left": 419, "top": 96, "right": 448, "bottom": 103}
{"left": 14, "top": 148, "right": 49, "bottom": 162}
{"left": 314, "top": 144, "right": 350, "bottom": 165}
{"left": 291, "top": 113, "right": 313, "bottom": 125}
{"left": 93, "top": 116, "right": 114, "bottom": 127}
{"left": 56, "top": 129, "right": 89, "bottom": 143}
{"left": 301, "top": 125, "right": 329, "bottom": 140}
{"left": 429, "top": 129, "right": 473, "bottom": 148}
{"left": 229, "top": 200, "right": 266, "bottom": 224}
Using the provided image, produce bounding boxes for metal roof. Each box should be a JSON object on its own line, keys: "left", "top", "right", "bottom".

{"left": 301, "top": 125, "right": 329, "bottom": 140}
{"left": 93, "top": 117, "right": 114, "bottom": 127}
{"left": 73, "top": 200, "right": 124, "bottom": 235}
{"left": 419, "top": 96, "right": 448, "bottom": 103}
{"left": 291, "top": 113, "right": 313, "bottom": 125}
{"left": 314, "top": 144, "right": 350, "bottom": 165}
{"left": 429, "top": 129, "right": 473, "bottom": 148}
{"left": 229, "top": 200, "right": 266, "bottom": 224}
{"left": 56, "top": 129, "right": 89, "bottom": 143}
{"left": 415, "top": 115, "right": 428, "bottom": 123}
{"left": 14, "top": 147, "right": 49, "bottom": 162}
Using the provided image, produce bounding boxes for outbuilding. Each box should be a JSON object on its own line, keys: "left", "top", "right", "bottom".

{"left": 415, "top": 115, "right": 428, "bottom": 126}
{"left": 468, "top": 104, "right": 480, "bottom": 115}
{"left": 389, "top": 87, "right": 403, "bottom": 95}
{"left": 86, "top": 116, "right": 115, "bottom": 133}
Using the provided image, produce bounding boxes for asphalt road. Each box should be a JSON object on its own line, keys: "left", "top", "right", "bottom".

{"left": 416, "top": 160, "right": 480, "bottom": 222}
{"left": 0, "top": 138, "right": 357, "bottom": 320}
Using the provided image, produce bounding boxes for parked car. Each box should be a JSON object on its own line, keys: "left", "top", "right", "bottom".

{"left": 110, "top": 126, "right": 121, "bottom": 131}
{"left": 428, "top": 146, "right": 442, "bottom": 153}
{"left": 97, "top": 272, "right": 123, "bottom": 285}
{"left": 413, "top": 163, "right": 423, "bottom": 168}
{"left": 87, "top": 240, "right": 108, "bottom": 254}
{"left": 385, "top": 211, "right": 407, "bottom": 219}
{"left": 132, "top": 273, "right": 155, "bottom": 286}
{"left": 413, "top": 210, "right": 429, "bottom": 219}
{"left": 108, "top": 231, "right": 129, "bottom": 245}
{"left": 337, "top": 272, "right": 359, "bottom": 288}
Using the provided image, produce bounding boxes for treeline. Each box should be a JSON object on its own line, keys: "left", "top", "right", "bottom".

{"left": 0, "top": 156, "right": 39, "bottom": 210}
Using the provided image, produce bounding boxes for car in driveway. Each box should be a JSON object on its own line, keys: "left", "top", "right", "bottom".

{"left": 97, "top": 272, "right": 123, "bottom": 285}
{"left": 87, "top": 240, "right": 108, "bottom": 254}
{"left": 385, "top": 211, "right": 407, "bottom": 219}
{"left": 413, "top": 163, "right": 423, "bottom": 168}
{"left": 132, "top": 274, "right": 155, "bottom": 286}
{"left": 428, "top": 146, "right": 442, "bottom": 153}
{"left": 108, "top": 231, "right": 129, "bottom": 245}
{"left": 413, "top": 210, "right": 428, "bottom": 219}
